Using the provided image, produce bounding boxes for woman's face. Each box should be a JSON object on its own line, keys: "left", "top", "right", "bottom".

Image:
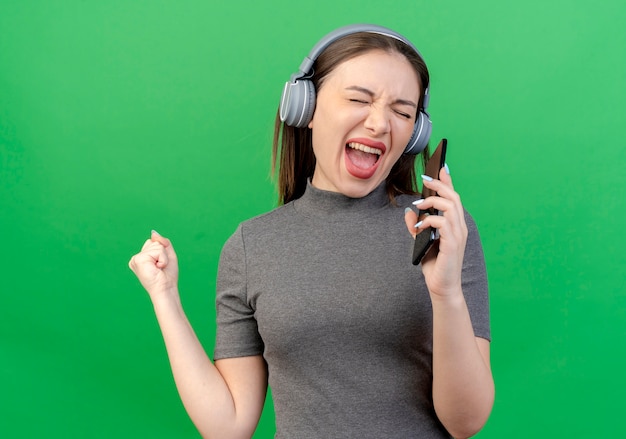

{"left": 308, "top": 49, "right": 421, "bottom": 198}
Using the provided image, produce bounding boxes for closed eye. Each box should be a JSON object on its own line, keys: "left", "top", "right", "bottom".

{"left": 394, "top": 110, "right": 412, "bottom": 119}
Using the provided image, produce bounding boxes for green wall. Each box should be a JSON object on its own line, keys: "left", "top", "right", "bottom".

{"left": 1, "top": 1, "right": 625, "bottom": 437}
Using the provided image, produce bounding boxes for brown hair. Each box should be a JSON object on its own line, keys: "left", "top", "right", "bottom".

{"left": 272, "top": 32, "right": 430, "bottom": 205}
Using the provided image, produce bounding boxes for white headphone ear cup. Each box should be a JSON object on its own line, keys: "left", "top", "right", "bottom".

{"left": 404, "top": 111, "right": 432, "bottom": 155}
{"left": 279, "top": 79, "right": 316, "bottom": 128}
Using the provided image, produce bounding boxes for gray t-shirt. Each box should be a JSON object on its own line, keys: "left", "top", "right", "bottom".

{"left": 214, "top": 182, "right": 490, "bottom": 438}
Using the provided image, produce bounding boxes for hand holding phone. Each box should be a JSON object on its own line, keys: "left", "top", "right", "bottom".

{"left": 412, "top": 138, "right": 447, "bottom": 265}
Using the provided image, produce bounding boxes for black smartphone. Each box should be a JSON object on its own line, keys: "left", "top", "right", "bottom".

{"left": 412, "top": 138, "right": 448, "bottom": 265}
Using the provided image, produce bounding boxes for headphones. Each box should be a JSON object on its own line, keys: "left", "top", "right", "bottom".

{"left": 279, "top": 24, "right": 432, "bottom": 155}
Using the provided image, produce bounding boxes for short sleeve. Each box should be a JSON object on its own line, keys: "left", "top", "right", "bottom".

{"left": 462, "top": 211, "right": 491, "bottom": 341}
{"left": 213, "top": 225, "right": 264, "bottom": 360}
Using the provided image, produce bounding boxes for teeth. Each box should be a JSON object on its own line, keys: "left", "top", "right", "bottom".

{"left": 347, "top": 142, "right": 382, "bottom": 155}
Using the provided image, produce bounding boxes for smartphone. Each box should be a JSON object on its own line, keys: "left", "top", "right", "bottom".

{"left": 412, "top": 138, "right": 448, "bottom": 265}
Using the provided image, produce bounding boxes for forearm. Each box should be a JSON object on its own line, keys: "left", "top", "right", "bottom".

{"left": 151, "top": 291, "right": 243, "bottom": 438}
{"left": 430, "top": 291, "right": 494, "bottom": 439}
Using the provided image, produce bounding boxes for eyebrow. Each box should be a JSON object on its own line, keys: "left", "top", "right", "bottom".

{"left": 345, "top": 85, "right": 418, "bottom": 108}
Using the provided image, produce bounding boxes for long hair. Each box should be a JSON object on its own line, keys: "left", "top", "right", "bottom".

{"left": 272, "top": 32, "right": 430, "bottom": 205}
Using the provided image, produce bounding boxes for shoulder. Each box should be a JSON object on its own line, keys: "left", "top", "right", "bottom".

{"left": 239, "top": 202, "right": 298, "bottom": 235}
{"left": 221, "top": 202, "right": 298, "bottom": 254}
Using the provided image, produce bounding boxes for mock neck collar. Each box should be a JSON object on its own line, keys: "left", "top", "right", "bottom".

{"left": 292, "top": 180, "right": 390, "bottom": 218}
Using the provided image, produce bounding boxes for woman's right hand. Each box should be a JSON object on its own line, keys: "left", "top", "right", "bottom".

{"left": 128, "top": 230, "right": 179, "bottom": 299}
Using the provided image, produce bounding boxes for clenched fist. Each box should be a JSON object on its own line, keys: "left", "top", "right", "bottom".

{"left": 129, "top": 230, "right": 179, "bottom": 299}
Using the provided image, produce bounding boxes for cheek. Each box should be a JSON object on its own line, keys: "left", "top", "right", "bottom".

{"left": 312, "top": 111, "right": 349, "bottom": 149}
{"left": 393, "top": 122, "right": 415, "bottom": 154}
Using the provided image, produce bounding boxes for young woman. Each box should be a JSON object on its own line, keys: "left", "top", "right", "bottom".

{"left": 129, "top": 24, "right": 494, "bottom": 439}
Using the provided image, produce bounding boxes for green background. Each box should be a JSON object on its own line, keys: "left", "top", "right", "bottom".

{"left": 1, "top": 0, "right": 625, "bottom": 437}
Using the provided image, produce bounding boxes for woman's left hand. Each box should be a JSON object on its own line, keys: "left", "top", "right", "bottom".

{"left": 404, "top": 166, "right": 468, "bottom": 298}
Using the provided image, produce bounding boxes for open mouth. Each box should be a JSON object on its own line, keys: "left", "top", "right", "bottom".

{"left": 344, "top": 141, "right": 384, "bottom": 180}
{"left": 345, "top": 142, "right": 382, "bottom": 169}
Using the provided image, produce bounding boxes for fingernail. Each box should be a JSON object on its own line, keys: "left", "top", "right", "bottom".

{"left": 151, "top": 229, "right": 161, "bottom": 236}
{"left": 421, "top": 174, "right": 433, "bottom": 182}
{"left": 412, "top": 199, "right": 424, "bottom": 205}
{"left": 444, "top": 163, "right": 450, "bottom": 175}
{"left": 414, "top": 221, "right": 424, "bottom": 228}
{"left": 404, "top": 207, "right": 412, "bottom": 215}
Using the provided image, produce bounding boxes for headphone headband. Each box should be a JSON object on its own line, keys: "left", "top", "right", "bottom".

{"left": 293, "top": 24, "right": 429, "bottom": 110}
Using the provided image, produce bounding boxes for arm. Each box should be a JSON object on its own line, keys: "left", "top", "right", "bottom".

{"left": 430, "top": 297, "right": 494, "bottom": 439}
{"left": 129, "top": 231, "right": 267, "bottom": 439}
{"left": 405, "top": 172, "right": 495, "bottom": 438}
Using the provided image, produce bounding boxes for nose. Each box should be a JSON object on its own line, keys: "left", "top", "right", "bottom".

{"left": 363, "top": 104, "right": 390, "bottom": 136}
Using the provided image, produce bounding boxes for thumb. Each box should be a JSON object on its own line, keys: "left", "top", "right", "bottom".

{"left": 404, "top": 208, "right": 419, "bottom": 239}
{"left": 150, "top": 230, "right": 177, "bottom": 267}
{"left": 151, "top": 229, "right": 171, "bottom": 247}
